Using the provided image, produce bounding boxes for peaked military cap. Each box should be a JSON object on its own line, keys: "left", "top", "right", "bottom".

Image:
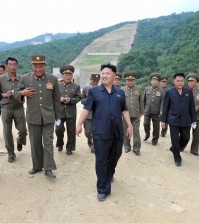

{"left": 31, "top": 55, "right": 46, "bottom": 64}
{"left": 60, "top": 64, "right": 75, "bottom": 74}
{"left": 187, "top": 72, "right": 199, "bottom": 82}
{"left": 160, "top": 75, "right": 168, "bottom": 82}
{"left": 90, "top": 73, "right": 100, "bottom": 80}
{"left": 150, "top": 72, "right": 161, "bottom": 81}
{"left": 115, "top": 73, "right": 122, "bottom": 80}
{"left": 124, "top": 71, "right": 137, "bottom": 80}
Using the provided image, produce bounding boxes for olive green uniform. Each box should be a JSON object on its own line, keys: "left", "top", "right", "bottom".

{"left": 55, "top": 82, "right": 81, "bottom": 152}
{"left": 160, "top": 86, "right": 169, "bottom": 136}
{"left": 143, "top": 86, "right": 164, "bottom": 144}
{"left": 81, "top": 85, "right": 93, "bottom": 147}
{"left": 0, "top": 73, "right": 27, "bottom": 159}
{"left": 190, "top": 88, "right": 199, "bottom": 154}
{"left": 122, "top": 86, "right": 144, "bottom": 153}
{"left": 14, "top": 72, "right": 61, "bottom": 170}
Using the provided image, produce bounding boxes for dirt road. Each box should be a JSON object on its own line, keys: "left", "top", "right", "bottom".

{"left": 0, "top": 103, "right": 199, "bottom": 223}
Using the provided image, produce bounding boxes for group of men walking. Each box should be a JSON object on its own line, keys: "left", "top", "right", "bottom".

{"left": 0, "top": 54, "right": 199, "bottom": 202}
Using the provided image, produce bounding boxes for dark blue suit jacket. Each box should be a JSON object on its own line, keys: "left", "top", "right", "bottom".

{"left": 84, "top": 84, "right": 128, "bottom": 140}
{"left": 161, "top": 87, "right": 196, "bottom": 127}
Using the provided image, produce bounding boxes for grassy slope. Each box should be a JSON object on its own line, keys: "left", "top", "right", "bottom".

{"left": 72, "top": 23, "right": 137, "bottom": 87}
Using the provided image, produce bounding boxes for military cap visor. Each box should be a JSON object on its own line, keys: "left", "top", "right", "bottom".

{"left": 60, "top": 64, "right": 75, "bottom": 74}
{"left": 31, "top": 55, "right": 46, "bottom": 64}
{"left": 150, "top": 76, "right": 160, "bottom": 81}
{"left": 188, "top": 77, "right": 198, "bottom": 82}
{"left": 125, "top": 76, "right": 136, "bottom": 80}
{"left": 160, "top": 79, "right": 168, "bottom": 82}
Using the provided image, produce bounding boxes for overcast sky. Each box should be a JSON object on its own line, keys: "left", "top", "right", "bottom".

{"left": 1, "top": 0, "right": 199, "bottom": 43}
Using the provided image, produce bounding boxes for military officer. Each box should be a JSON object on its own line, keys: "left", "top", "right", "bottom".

{"left": 55, "top": 64, "right": 81, "bottom": 155}
{"left": 143, "top": 73, "right": 164, "bottom": 145}
{"left": 14, "top": 55, "right": 61, "bottom": 179}
{"left": 160, "top": 75, "right": 169, "bottom": 137}
{"left": 81, "top": 73, "right": 100, "bottom": 153}
{"left": 187, "top": 73, "right": 199, "bottom": 156}
{"left": 122, "top": 71, "right": 144, "bottom": 155}
{"left": 0, "top": 57, "right": 27, "bottom": 163}
{"left": 113, "top": 73, "right": 122, "bottom": 88}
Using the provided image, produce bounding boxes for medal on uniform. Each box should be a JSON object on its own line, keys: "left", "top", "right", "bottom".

{"left": 46, "top": 80, "right": 53, "bottom": 89}
{"left": 156, "top": 91, "right": 161, "bottom": 96}
{"left": 134, "top": 90, "right": 139, "bottom": 96}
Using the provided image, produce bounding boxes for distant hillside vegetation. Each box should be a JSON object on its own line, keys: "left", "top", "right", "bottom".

{"left": 0, "top": 22, "right": 132, "bottom": 74}
{"left": 0, "top": 33, "right": 77, "bottom": 51}
{"left": 117, "top": 11, "right": 199, "bottom": 87}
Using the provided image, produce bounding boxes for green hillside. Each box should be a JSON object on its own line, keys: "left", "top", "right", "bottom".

{"left": 117, "top": 11, "right": 199, "bottom": 87}
{"left": 0, "top": 22, "right": 132, "bottom": 74}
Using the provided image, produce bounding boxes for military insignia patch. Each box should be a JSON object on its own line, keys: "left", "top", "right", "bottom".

{"left": 46, "top": 80, "right": 53, "bottom": 89}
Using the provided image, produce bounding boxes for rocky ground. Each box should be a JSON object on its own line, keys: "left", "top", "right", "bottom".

{"left": 0, "top": 103, "right": 199, "bottom": 223}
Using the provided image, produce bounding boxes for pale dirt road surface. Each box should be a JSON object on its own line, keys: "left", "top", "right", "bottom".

{"left": 1, "top": 103, "right": 199, "bottom": 223}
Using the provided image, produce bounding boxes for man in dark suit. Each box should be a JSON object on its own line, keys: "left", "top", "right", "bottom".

{"left": 76, "top": 63, "right": 132, "bottom": 202}
{"left": 161, "top": 73, "right": 196, "bottom": 167}
{"left": 55, "top": 64, "right": 81, "bottom": 155}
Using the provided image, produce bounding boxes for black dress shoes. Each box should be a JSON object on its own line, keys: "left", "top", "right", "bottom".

{"left": 97, "top": 193, "right": 107, "bottom": 201}
{"left": 44, "top": 170, "right": 56, "bottom": 179}
{"left": 175, "top": 162, "right": 181, "bottom": 167}
{"left": 29, "top": 169, "right": 42, "bottom": 176}
{"left": 143, "top": 134, "right": 150, "bottom": 141}
{"left": 57, "top": 146, "right": 63, "bottom": 152}
{"left": 66, "top": 151, "right": 73, "bottom": 155}
{"left": 124, "top": 148, "right": 131, "bottom": 153}
{"left": 17, "top": 143, "right": 23, "bottom": 151}
{"left": 152, "top": 141, "right": 157, "bottom": 146}
{"left": 8, "top": 156, "right": 15, "bottom": 163}
{"left": 133, "top": 150, "right": 140, "bottom": 156}
{"left": 191, "top": 152, "right": 199, "bottom": 156}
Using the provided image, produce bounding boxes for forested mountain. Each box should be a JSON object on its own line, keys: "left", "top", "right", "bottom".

{"left": 117, "top": 11, "right": 199, "bottom": 87}
{"left": 0, "top": 22, "right": 131, "bottom": 74}
{"left": 0, "top": 11, "right": 198, "bottom": 87}
{"left": 0, "top": 33, "right": 77, "bottom": 51}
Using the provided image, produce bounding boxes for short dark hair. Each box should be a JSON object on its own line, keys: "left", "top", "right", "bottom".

{"left": 100, "top": 63, "right": 117, "bottom": 73}
{"left": 0, "top": 64, "right": 5, "bottom": 70}
{"left": 5, "top": 57, "right": 18, "bottom": 65}
{"left": 173, "top": 73, "right": 185, "bottom": 79}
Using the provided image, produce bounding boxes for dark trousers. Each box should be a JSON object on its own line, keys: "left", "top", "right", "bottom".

{"left": 94, "top": 138, "right": 123, "bottom": 195}
{"left": 144, "top": 114, "right": 160, "bottom": 143}
{"left": 28, "top": 123, "right": 56, "bottom": 171}
{"left": 190, "top": 120, "right": 199, "bottom": 154}
{"left": 55, "top": 117, "right": 76, "bottom": 152}
{"left": 169, "top": 125, "right": 191, "bottom": 163}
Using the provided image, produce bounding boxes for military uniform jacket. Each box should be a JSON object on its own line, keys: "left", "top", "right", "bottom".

{"left": 122, "top": 86, "right": 144, "bottom": 118}
{"left": 14, "top": 72, "right": 61, "bottom": 125}
{"left": 161, "top": 87, "right": 196, "bottom": 127}
{"left": 59, "top": 82, "right": 81, "bottom": 118}
{"left": 81, "top": 84, "right": 94, "bottom": 119}
{"left": 0, "top": 73, "right": 24, "bottom": 109}
{"left": 143, "top": 86, "right": 164, "bottom": 115}
{"left": 192, "top": 88, "right": 199, "bottom": 120}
